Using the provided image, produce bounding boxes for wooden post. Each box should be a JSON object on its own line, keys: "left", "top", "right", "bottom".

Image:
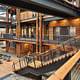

{"left": 16, "top": 8, "right": 21, "bottom": 38}
{"left": 16, "top": 43, "right": 21, "bottom": 57}
{"left": 42, "top": 22, "right": 45, "bottom": 40}
{"left": 6, "top": 41, "right": 9, "bottom": 52}
{"left": 6, "top": 10, "right": 9, "bottom": 33}
{"left": 16, "top": 8, "right": 21, "bottom": 57}
{"left": 6, "top": 10, "right": 9, "bottom": 52}
{"left": 36, "top": 13, "right": 39, "bottom": 53}
{"left": 39, "top": 14, "right": 43, "bottom": 53}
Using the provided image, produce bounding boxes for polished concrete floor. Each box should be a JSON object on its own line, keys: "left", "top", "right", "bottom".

{"left": 3, "top": 74, "right": 33, "bottom": 80}
{"left": 0, "top": 48, "right": 47, "bottom": 80}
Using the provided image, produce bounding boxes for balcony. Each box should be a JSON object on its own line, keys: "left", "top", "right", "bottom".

{"left": 0, "top": 34, "right": 36, "bottom": 43}
{"left": 0, "top": 33, "right": 76, "bottom": 45}
{"left": 42, "top": 35, "right": 75, "bottom": 44}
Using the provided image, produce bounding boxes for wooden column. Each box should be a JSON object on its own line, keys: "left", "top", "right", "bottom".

{"left": 6, "top": 10, "right": 9, "bottom": 52}
{"left": 6, "top": 41, "right": 9, "bottom": 52}
{"left": 16, "top": 8, "right": 21, "bottom": 38}
{"left": 36, "top": 13, "right": 39, "bottom": 53}
{"left": 39, "top": 14, "right": 43, "bottom": 53}
{"left": 16, "top": 43, "right": 21, "bottom": 57}
{"left": 6, "top": 10, "right": 9, "bottom": 33}
{"left": 42, "top": 22, "right": 45, "bottom": 40}
{"left": 16, "top": 8, "right": 21, "bottom": 57}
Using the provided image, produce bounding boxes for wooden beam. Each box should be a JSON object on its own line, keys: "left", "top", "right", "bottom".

{"left": 49, "top": 22, "right": 53, "bottom": 40}
{"left": 6, "top": 10, "right": 9, "bottom": 33}
{"left": 16, "top": 8, "right": 21, "bottom": 38}
{"left": 0, "top": 38, "right": 36, "bottom": 44}
{"left": 47, "top": 50, "right": 80, "bottom": 80}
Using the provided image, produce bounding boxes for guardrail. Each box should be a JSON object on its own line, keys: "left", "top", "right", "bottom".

{"left": 12, "top": 36, "right": 80, "bottom": 71}
{"left": 47, "top": 50, "right": 80, "bottom": 80}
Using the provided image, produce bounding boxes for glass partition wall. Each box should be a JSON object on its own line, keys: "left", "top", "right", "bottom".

{"left": 53, "top": 26, "right": 76, "bottom": 41}
{"left": 21, "top": 23, "right": 36, "bottom": 39}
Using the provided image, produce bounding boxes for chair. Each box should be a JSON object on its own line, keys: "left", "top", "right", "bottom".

{"left": 6, "top": 56, "right": 11, "bottom": 61}
{"left": 2, "top": 55, "right": 8, "bottom": 60}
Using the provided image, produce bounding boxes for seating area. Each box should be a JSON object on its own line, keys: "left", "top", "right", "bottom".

{"left": 0, "top": 54, "right": 11, "bottom": 64}
{"left": 0, "top": 52, "right": 18, "bottom": 78}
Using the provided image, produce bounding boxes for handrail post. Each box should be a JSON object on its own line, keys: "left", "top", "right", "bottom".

{"left": 25, "top": 57, "right": 28, "bottom": 66}
{"left": 69, "top": 41, "right": 73, "bottom": 51}
{"left": 19, "top": 59, "right": 21, "bottom": 69}
{"left": 13, "top": 62, "right": 15, "bottom": 71}
{"left": 33, "top": 53, "right": 36, "bottom": 68}
{"left": 62, "top": 44, "right": 65, "bottom": 52}
{"left": 40, "top": 55, "right": 43, "bottom": 67}
{"left": 24, "top": 58, "right": 27, "bottom": 66}
{"left": 33, "top": 57, "right": 36, "bottom": 68}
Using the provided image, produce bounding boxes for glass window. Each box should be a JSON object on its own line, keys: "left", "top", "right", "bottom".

{"left": 69, "top": 26, "right": 76, "bottom": 36}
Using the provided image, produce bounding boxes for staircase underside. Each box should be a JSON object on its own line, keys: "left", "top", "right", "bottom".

{"left": 15, "top": 57, "right": 69, "bottom": 76}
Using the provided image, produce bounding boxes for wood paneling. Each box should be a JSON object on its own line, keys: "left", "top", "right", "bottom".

{"left": 50, "top": 18, "right": 80, "bottom": 27}
{"left": 20, "top": 11, "right": 36, "bottom": 20}
{"left": 49, "top": 18, "right": 80, "bottom": 37}
{"left": 49, "top": 23, "right": 53, "bottom": 40}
